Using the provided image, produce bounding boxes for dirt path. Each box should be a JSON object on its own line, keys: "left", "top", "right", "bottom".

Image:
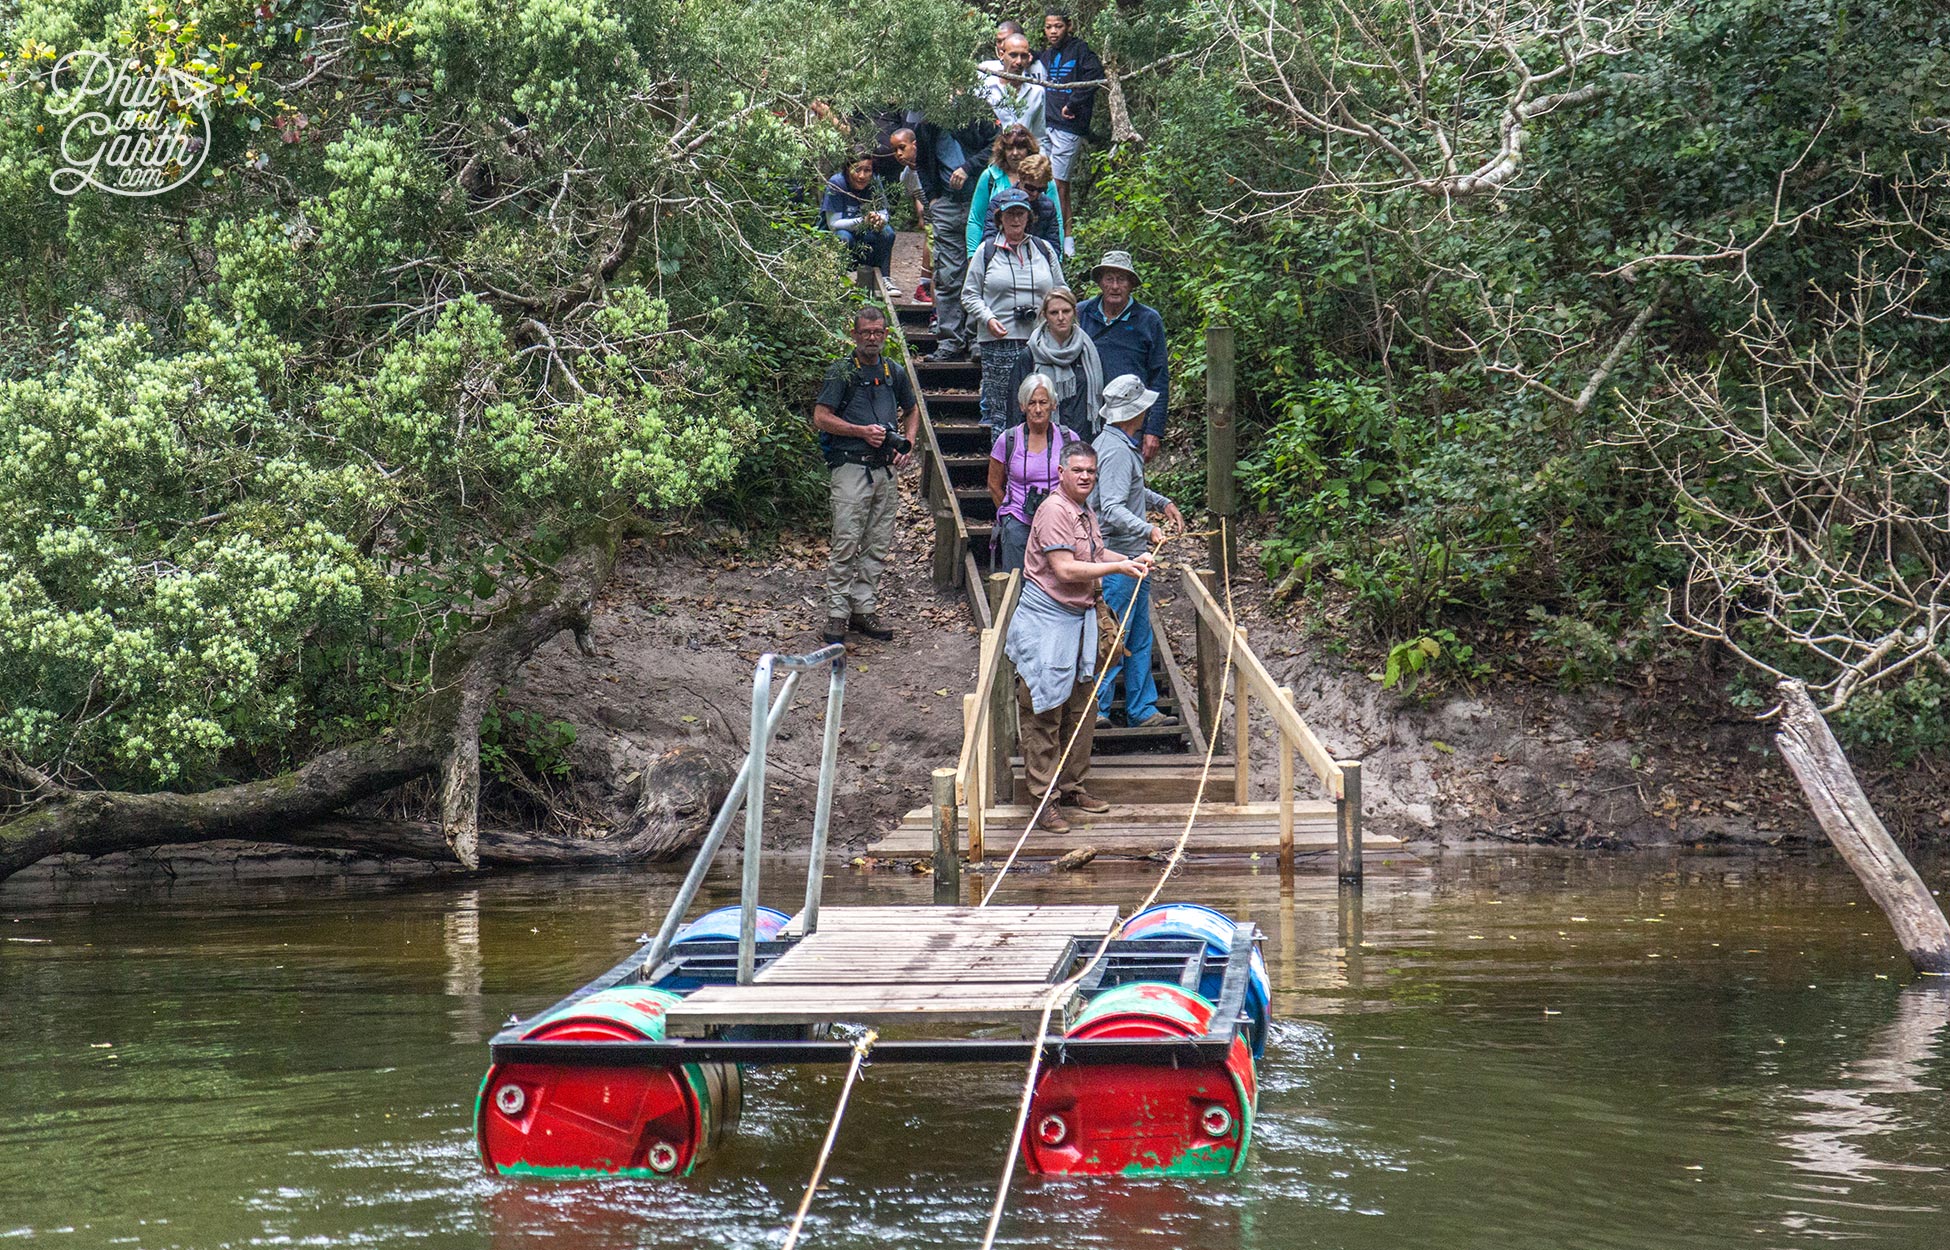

{"left": 509, "top": 484, "right": 979, "bottom": 851}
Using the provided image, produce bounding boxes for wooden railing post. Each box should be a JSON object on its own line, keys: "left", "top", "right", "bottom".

{"left": 1206, "top": 324, "right": 1237, "bottom": 576}
{"left": 931, "top": 766, "right": 960, "bottom": 904}
{"left": 932, "top": 506, "right": 958, "bottom": 588}
{"left": 985, "top": 574, "right": 1019, "bottom": 808}
{"left": 1336, "top": 760, "right": 1363, "bottom": 882}
{"left": 1193, "top": 568, "right": 1223, "bottom": 744}
{"left": 961, "top": 692, "right": 983, "bottom": 863}
{"left": 1277, "top": 685, "right": 1296, "bottom": 869}
{"left": 1232, "top": 627, "right": 1250, "bottom": 806}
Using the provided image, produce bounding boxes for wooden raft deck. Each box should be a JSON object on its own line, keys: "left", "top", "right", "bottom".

{"left": 662, "top": 905, "right": 1118, "bottom": 1032}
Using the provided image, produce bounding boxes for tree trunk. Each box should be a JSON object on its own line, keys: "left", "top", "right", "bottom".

{"left": 0, "top": 520, "right": 625, "bottom": 884}
{"left": 1774, "top": 678, "right": 1950, "bottom": 974}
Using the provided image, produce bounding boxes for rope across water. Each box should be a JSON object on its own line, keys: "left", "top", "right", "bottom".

{"left": 974, "top": 521, "right": 1243, "bottom": 1250}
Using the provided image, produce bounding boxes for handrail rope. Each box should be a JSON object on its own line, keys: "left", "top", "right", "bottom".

{"left": 978, "top": 530, "right": 1169, "bottom": 907}
{"left": 974, "top": 520, "right": 1243, "bottom": 1250}
{"left": 779, "top": 1028, "right": 879, "bottom": 1250}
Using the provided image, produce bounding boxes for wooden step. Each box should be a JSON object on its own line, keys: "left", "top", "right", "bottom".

{"left": 872, "top": 802, "right": 1407, "bottom": 862}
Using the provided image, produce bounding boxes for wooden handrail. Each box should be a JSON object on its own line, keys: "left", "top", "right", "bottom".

{"left": 870, "top": 272, "right": 970, "bottom": 554}
{"left": 1180, "top": 567, "right": 1345, "bottom": 799}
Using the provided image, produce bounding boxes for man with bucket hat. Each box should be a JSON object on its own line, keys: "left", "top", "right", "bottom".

{"left": 1079, "top": 250, "right": 1170, "bottom": 461}
{"left": 1089, "top": 374, "right": 1183, "bottom": 729}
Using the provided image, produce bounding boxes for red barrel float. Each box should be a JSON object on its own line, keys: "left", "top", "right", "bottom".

{"left": 1023, "top": 982, "right": 1256, "bottom": 1176}
{"left": 476, "top": 987, "right": 740, "bottom": 1178}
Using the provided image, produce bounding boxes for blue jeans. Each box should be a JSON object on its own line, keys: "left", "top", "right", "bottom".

{"left": 1097, "top": 572, "right": 1159, "bottom": 724}
{"left": 835, "top": 226, "right": 895, "bottom": 278}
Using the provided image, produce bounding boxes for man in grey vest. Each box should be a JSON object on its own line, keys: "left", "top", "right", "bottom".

{"left": 1089, "top": 374, "right": 1183, "bottom": 727}
{"left": 812, "top": 307, "right": 919, "bottom": 646}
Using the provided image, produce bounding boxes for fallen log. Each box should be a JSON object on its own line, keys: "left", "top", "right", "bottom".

{"left": 0, "top": 520, "right": 631, "bottom": 884}
{"left": 1774, "top": 678, "right": 1950, "bottom": 975}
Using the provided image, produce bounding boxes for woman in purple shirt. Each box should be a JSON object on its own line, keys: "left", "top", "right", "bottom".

{"left": 988, "top": 372, "right": 1080, "bottom": 572}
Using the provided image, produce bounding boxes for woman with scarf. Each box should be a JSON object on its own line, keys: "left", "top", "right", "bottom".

{"left": 988, "top": 372, "right": 1082, "bottom": 572}
{"left": 1003, "top": 286, "right": 1102, "bottom": 439}
{"left": 962, "top": 188, "right": 1066, "bottom": 441}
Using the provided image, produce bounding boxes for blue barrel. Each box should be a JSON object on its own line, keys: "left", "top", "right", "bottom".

{"left": 1124, "top": 904, "right": 1270, "bottom": 1058}
{"left": 674, "top": 905, "right": 790, "bottom": 944}
{"left": 655, "top": 906, "right": 792, "bottom": 991}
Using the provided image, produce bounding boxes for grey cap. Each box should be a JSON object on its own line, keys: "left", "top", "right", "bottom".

{"left": 991, "top": 187, "right": 1035, "bottom": 216}
{"left": 1090, "top": 249, "right": 1142, "bottom": 286}
{"left": 1099, "top": 373, "right": 1159, "bottom": 426}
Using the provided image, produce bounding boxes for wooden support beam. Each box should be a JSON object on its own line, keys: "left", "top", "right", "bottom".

{"left": 1337, "top": 760, "right": 1363, "bottom": 883}
{"left": 1232, "top": 627, "right": 1250, "bottom": 806}
{"left": 985, "top": 575, "right": 1019, "bottom": 809}
{"left": 961, "top": 692, "right": 983, "bottom": 861}
{"left": 1277, "top": 685, "right": 1296, "bottom": 868}
{"left": 932, "top": 507, "right": 959, "bottom": 588}
{"left": 931, "top": 767, "right": 960, "bottom": 904}
{"left": 1193, "top": 568, "right": 1224, "bottom": 744}
{"left": 1206, "top": 324, "right": 1237, "bottom": 576}
{"left": 1775, "top": 679, "right": 1950, "bottom": 974}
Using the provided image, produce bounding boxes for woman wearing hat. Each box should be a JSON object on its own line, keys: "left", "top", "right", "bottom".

{"left": 961, "top": 188, "right": 1066, "bottom": 441}
{"left": 1004, "top": 286, "right": 1103, "bottom": 440}
{"left": 988, "top": 372, "right": 1082, "bottom": 572}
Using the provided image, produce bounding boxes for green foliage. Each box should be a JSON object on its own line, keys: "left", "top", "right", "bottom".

{"left": 0, "top": 0, "right": 978, "bottom": 790}
{"left": 478, "top": 696, "right": 577, "bottom": 785}
{"left": 1088, "top": 0, "right": 1950, "bottom": 736}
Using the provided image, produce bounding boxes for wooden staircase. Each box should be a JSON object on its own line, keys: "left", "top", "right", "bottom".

{"left": 873, "top": 259, "right": 1399, "bottom": 869}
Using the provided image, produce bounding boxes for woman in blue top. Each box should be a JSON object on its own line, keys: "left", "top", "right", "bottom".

{"left": 822, "top": 153, "right": 899, "bottom": 296}
{"left": 964, "top": 126, "right": 1064, "bottom": 257}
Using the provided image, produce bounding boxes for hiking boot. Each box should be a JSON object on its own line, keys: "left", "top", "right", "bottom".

{"left": 1134, "top": 712, "right": 1180, "bottom": 729}
{"left": 1065, "top": 790, "right": 1111, "bottom": 814}
{"left": 822, "top": 617, "right": 848, "bottom": 647}
{"left": 1094, "top": 714, "right": 1112, "bottom": 729}
{"left": 1033, "top": 807, "right": 1071, "bottom": 834}
{"left": 849, "top": 612, "right": 895, "bottom": 641}
{"left": 925, "top": 346, "right": 967, "bottom": 362}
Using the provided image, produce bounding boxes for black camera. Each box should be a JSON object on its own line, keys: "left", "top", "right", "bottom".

{"left": 885, "top": 429, "right": 913, "bottom": 456}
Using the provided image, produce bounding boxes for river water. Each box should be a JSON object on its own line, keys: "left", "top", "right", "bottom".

{"left": 4, "top": 850, "right": 1948, "bottom": 1249}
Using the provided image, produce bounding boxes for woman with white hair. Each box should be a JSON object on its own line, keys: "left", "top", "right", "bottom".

{"left": 988, "top": 372, "right": 1081, "bottom": 572}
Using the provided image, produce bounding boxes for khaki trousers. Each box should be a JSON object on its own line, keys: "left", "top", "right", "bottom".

{"left": 1017, "top": 675, "right": 1097, "bottom": 803}
{"left": 825, "top": 462, "right": 899, "bottom": 618}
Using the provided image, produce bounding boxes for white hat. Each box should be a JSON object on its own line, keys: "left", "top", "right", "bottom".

{"left": 1099, "top": 373, "right": 1159, "bottom": 427}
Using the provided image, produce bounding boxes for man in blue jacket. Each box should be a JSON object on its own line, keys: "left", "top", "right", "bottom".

{"left": 891, "top": 110, "right": 998, "bottom": 362}
{"left": 1079, "top": 251, "right": 1168, "bottom": 460}
{"left": 1039, "top": 9, "right": 1102, "bottom": 257}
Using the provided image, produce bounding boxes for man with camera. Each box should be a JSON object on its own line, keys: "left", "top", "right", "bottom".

{"left": 813, "top": 306, "right": 920, "bottom": 647}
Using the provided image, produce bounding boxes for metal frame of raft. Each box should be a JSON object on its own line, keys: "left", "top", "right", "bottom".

{"left": 479, "top": 646, "right": 1269, "bottom": 1179}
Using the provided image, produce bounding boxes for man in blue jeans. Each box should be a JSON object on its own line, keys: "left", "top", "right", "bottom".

{"left": 1088, "top": 374, "right": 1183, "bottom": 728}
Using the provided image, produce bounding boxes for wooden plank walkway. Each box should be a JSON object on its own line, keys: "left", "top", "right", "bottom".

{"left": 867, "top": 800, "right": 1404, "bottom": 859}
{"left": 662, "top": 905, "right": 1118, "bottom": 1031}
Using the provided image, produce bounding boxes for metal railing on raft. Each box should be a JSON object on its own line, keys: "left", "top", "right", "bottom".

{"left": 641, "top": 644, "right": 848, "bottom": 985}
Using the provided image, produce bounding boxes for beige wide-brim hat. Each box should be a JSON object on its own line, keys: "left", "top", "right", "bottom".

{"left": 1090, "top": 249, "right": 1142, "bottom": 286}
{"left": 1100, "top": 373, "right": 1159, "bottom": 426}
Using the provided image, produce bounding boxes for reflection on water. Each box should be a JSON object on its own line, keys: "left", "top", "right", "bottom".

{"left": 3, "top": 850, "right": 1949, "bottom": 1248}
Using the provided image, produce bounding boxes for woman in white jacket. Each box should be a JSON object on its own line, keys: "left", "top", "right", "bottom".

{"left": 961, "top": 189, "right": 1066, "bottom": 441}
